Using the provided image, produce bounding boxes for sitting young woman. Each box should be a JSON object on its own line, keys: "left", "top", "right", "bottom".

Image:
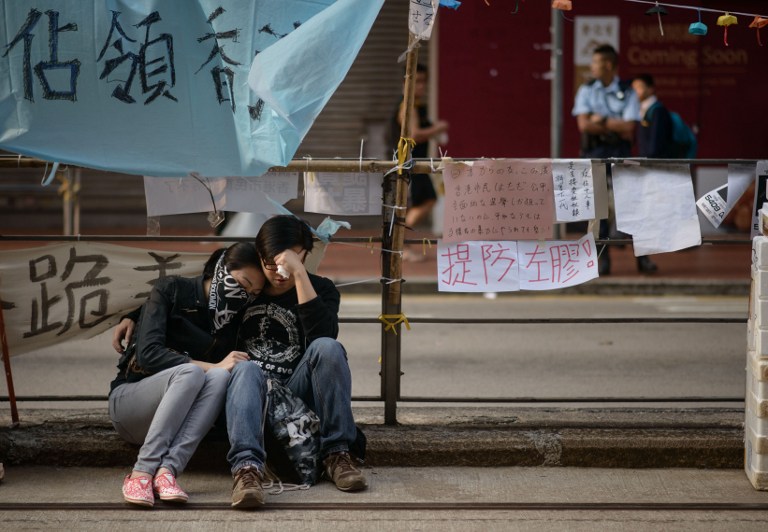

{"left": 109, "top": 242, "right": 264, "bottom": 507}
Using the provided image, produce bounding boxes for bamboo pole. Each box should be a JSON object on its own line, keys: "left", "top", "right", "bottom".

{"left": 379, "top": 34, "right": 419, "bottom": 425}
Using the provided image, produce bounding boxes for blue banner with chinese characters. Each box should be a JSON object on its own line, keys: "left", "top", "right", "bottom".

{"left": 0, "top": 0, "right": 384, "bottom": 177}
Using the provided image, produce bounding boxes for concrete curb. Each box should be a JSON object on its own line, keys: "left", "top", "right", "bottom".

{"left": 0, "top": 407, "right": 745, "bottom": 470}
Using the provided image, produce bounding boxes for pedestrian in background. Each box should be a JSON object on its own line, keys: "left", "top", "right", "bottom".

{"left": 390, "top": 63, "right": 449, "bottom": 261}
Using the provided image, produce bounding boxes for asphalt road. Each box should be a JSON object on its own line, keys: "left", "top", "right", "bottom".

{"left": 2, "top": 294, "right": 749, "bottom": 405}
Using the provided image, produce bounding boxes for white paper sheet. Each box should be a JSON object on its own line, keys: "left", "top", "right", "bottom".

{"left": 436, "top": 234, "right": 598, "bottom": 293}
{"left": 552, "top": 159, "right": 595, "bottom": 222}
{"left": 612, "top": 164, "right": 701, "bottom": 256}
{"left": 304, "top": 172, "right": 382, "bottom": 215}
{"left": 143, "top": 173, "right": 298, "bottom": 216}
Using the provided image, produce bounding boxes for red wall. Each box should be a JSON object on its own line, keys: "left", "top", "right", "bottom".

{"left": 439, "top": 0, "right": 768, "bottom": 159}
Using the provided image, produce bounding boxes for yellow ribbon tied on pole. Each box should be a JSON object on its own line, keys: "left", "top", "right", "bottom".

{"left": 396, "top": 137, "right": 416, "bottom": 176}
{"left": 378, "top": 313, "right": 411, "bottom": 335}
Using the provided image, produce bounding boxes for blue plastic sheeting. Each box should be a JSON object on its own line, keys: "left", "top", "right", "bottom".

{"left": 0, "top": 0, "right": 384, "bottom": 177}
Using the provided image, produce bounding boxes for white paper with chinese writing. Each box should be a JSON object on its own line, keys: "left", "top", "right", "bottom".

{"left": 442, "top": 159, "right": 555, "bottom": 243}
{"left": 304, "top": 172, "right": 383, "bottom": 216}
{"left": 552, "top": 159, "right": 595, "bottom": 222}
{"left": 437, "top": 233, "right": 598, "bottom": 293}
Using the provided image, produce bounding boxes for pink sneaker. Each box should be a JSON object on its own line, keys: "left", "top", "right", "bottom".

{"left": 122, "top": 475, "right": 154, "bottom": 507}
{"left": 153, "top": 471, "right": 189, "bottom": 503}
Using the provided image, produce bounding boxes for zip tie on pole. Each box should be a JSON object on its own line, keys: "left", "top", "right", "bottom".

{"left": 335, "top": 277, "right": 382, "bottom": 288}
{"left": 378, "top": 313, "right": 411, "bottom": 335}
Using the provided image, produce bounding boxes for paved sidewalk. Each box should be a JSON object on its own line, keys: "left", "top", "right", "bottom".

{"left": 1, "top": 466, "right": 766, "bottom": 530}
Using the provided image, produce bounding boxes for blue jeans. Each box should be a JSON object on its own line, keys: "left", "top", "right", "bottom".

{"left": 225, "top": 338, "right": 356, "bottom": 474}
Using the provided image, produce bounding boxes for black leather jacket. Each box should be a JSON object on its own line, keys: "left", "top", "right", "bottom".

{"left": 109, "top": 275, "right": 237, "bottom": 393}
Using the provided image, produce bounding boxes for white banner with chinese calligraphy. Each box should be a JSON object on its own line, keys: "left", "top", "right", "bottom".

{"left": 0, "top": 0, "right": 384, "bottom": 177}
{"left": 0, "top": 243, "right": 209, "bottom": 356}
{"left": 437, "top": 234, "right": 598, "bottom": 292}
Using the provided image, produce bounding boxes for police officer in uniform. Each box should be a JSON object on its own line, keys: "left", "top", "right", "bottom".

{"left": 572, "top": 44, "right": 657, "bottom": 275}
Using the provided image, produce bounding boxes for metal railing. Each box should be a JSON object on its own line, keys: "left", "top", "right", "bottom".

{"left": 0, "top": 156, "right": 755, "bottom": 424}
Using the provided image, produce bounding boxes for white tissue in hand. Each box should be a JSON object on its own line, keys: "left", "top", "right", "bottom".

{"left": 276, "top": 265, "right": 290, "bottom": 279}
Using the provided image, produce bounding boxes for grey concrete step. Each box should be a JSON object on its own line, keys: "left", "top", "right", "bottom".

{"left": 0, "top": 406, "right": 745, "bottom": 470}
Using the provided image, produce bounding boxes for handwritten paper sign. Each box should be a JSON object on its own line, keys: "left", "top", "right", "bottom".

{"left": 304, "top": 172, "right": 382, "bottom": 216}
{"left": 0, "top": 243, "right": 211, "bottom": 356}
{"left": 438, "top": 240, "right": 519, "bottom": 292}
{"left": 437, "top": 233, "right": 598, "bottom": 292}
{"left": 409, "top": 0, "right": 439, "bottom": 40}
{"left": 517, "top": 234, "right": 598, "bottom": 290}
{"left": 442, "top": 159, "right": 555, "bottom": 243}
{"left": 144, "top": 173, "right": 298, "bottom": 216}
{"left": 552, "top": 159, "right": 595, "bottom": 222}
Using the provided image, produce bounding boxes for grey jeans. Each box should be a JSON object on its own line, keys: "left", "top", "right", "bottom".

{"left": 109, "top": 364, "right": 229, "bottom": 477}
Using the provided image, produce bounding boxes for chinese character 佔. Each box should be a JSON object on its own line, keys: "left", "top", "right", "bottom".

{"left": 3, "top": 9, "right": 80, "bottom": 101}
{"left": 98, "top": 10, "right": 177, "bottom": 104}
{"left": 440, "top": 244, "right": 477, "bottom": 287}
{"left": 24, "top": 248, "right": 112, "bottom": 339}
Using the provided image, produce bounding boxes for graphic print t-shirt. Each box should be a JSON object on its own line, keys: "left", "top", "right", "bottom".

{"left": 238, "top": 274, "right": 340, "bottom": 382}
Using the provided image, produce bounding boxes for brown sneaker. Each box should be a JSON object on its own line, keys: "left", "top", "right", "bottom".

{"left": 323, "top": 452, "right": 367, "bottom": 492}
{"left": 231, "top": 465, "right": 265, "bottom": 509}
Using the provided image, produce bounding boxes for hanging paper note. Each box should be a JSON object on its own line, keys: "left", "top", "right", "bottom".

{"left": 437, "top": 233, "right": 598, "bottom": 293}
{"left": 442, "top": 159, "right": 555, "bottom": 243}
{"left": 552, "top": 159, "right": 595, "bottom": 222}
{"left": 696, "top": 184, "right": 729, "bottom": 228}
{"left": 696, "top": 164, "right": 754, "bottom": 229}
{"left": 143, "top": 173, "right": 298, "bottom": 217}
{"left": 518, "top": 234, "right": 598, "bottom": 290}
{"left": 409, "top": 0, "right": 439, "bottom": 40}
{"left": 437, "top": 240, "right": 520, "bottom": 293}
{"left": 304, "top": 172, "right": 383, "bottom": 216}
{"left": 612, "top": 164, "right": 701, "bottom": 256}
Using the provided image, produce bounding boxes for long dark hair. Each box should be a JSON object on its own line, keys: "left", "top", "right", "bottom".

{"left": 254, "top": 215, "right": 314, "bottom": 262}
{"left": 202, "top": 242, "right": 261, "bottom": 280}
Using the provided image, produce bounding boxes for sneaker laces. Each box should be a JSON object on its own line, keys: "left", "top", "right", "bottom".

{"left": 235, "top": 466, "right": 262, "bottom": 489}
{"left": 328, "top": 452, "right": 359, "bottom": 475}
{"left": 259, "top": 464, "right": 310, "bottom": 494}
